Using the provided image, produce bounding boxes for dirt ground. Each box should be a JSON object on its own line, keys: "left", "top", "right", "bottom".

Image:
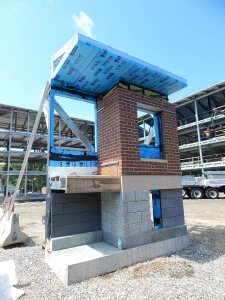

{"left": 15, "top": 201, "right": 46, "bottom": 246}
{"left": 183, "top": 196, "right": 225, "bottom": 253}
{"left": 14, "top": 196, "right": 225, "bottom": 251}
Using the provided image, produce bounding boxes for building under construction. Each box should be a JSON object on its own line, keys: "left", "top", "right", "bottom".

{"left": 0, "top": 103, "right": 94, "bottom": 200}
{"left": 1, "top": 80, "right": 225, "bottom": 200}
{"left": 174, "top": 81, "right": 225, "bottom": 177}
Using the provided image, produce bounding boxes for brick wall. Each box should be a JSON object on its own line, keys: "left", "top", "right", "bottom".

{"left": 97, "top": 87, "right": 181, "bottom": 176}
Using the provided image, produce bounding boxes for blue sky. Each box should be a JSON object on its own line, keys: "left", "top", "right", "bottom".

{"left": 0, "top": 0, "right": 225, "bottom": 120}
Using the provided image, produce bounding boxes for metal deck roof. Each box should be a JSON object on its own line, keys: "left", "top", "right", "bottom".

{"left": 51, "top": 34, "right": 187, "bottom": 97}
{"left": 174, "top": 80, "right": 225, "bottom": 107}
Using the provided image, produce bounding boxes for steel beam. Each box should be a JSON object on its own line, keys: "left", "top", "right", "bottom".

{"left": 24, "top": 111, "right": 30, "bottom": 195}
{"left": 12, "top": 82, "right": 50, "bottom": 203}
{"left": 5, "top": 108, "right": 13, "bottom": 197}
{"left": 194, "top": 100, "right": 204, "bottom": 176}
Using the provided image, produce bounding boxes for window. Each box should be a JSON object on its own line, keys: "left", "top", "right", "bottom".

{"left": 150, "top": 190, "right": 162, "bottom": 229}
{"left": 137, "top": 108, "right": 163, "bottom": 159}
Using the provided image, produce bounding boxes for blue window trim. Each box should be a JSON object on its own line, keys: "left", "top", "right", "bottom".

{"left": 137, "top": 108, "right": 163, "bottom": 159}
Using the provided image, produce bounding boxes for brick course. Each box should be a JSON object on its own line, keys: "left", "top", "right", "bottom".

{"left": 97, "top": 87, "right": 181, "bottom": 176}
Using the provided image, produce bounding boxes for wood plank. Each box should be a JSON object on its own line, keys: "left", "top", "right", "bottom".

{"left": 98, "top": 161, "right": 119, "bottom": 176}
{"left": 65, "top": 176, "right": 121, "bottom": 193}
{"left": 98, "top": 164, "right": 118, "bottom": 176}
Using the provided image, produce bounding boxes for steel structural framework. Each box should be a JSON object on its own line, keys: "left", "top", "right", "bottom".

{"left": 0, "top": 100, "right": 95, "bottom": 200}
{"left": 174, "top": 80, "right": 225, "bottom": 176}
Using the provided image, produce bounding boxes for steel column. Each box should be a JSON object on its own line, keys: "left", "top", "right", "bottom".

{"left": 24, "top": 111, "right": 30, "bottom": 195}
{"left": 11, "top": 82, "right": 50, "bottom": 203}
{"left": 5, "top": 108, "right": 13, "bottom": 197}
{"left": 194, "top": 100, "right": 204, "bottom": 176}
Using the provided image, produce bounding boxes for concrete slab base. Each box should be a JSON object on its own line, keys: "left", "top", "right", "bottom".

{"left": 45, "top": 234, "right": 190, "bottom": 285}
{"left": 48, "top": 230, "right": 103, "bottom": 251}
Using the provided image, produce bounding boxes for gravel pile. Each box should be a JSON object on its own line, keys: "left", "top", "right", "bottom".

{"left": 0, "top": 241, "right": 225, "bottom": 300}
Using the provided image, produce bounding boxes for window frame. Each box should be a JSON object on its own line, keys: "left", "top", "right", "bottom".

{"left": 137, "top": 107, "right": 163, "bottom": 160}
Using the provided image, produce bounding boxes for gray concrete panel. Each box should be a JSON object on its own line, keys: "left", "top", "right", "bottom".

{"left": 46, "top": 236, "right": 190, "bottom": 285}
{"left": 52, "top": 211, "right": 101, "bottom": 227}
{"left": 50, "top": 192, "right": 101, "bottom": 238}
{"left": 64, "top": 201, "right": 101, "bottom": 214}
{"left": 49, "top": 231, "right": 103, "bottom": 251}
{"left": 160, "top": 189, "right": 182, "bottom": 199}
{"left": 124, "top": 231, "right": 152, "bottom": 249}
{"left": 162, "top": 215, "right": 185, "bottom": 228}
{"left": 151, "top": 225, "right": 187, "bottom": 243}
{"left": 53, "top": 192, "right": 101, "bottom": 204}
{"left": 52, "top": 204, "right": 64, "bottom": 215}
{"left": 63, "top": 221, "right": 101, "bottom": 236}
{"left": 161, "top": 197, "right": 183, "bottom": 208}
{"left": 161, "top": 206, "right": 184, "bottom": 218}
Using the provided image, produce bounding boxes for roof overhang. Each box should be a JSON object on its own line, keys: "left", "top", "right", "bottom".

{"left": 51, "top": 34, "right": 187, "bottom": 97}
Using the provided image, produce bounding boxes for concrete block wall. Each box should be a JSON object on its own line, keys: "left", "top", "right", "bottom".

{"left": 48, "top": 188, "right": 186, "bottom": 250}
{"left": 101, "top": 192, "right": 124, "bottom": 247}
{"left": 97, "top": 86, "right": 181, "bottom": 176}
{"left": 123, "top": 190, "right": 152, "bottom": 248}
{"left": 50, "top": 192, "right": 101, "bottom": 238}
{"left": 101, "top": 190, "right": 152, "bottom": 249}
{"left": 160, "top": 189, "right": 185, "bottom": 228}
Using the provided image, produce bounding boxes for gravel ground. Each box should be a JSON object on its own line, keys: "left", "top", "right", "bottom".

{"left": 0, "top": 200, "right": 225, "bottom": 300}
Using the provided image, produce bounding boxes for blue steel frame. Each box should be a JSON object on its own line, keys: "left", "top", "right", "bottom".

{"left": 48, "top": 85, "right": 98, "bottom": 168}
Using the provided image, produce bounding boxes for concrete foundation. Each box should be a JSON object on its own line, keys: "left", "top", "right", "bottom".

{"left": 46, "top": 185, "right": 189, "bottom": 285}
{"left": 46, "top": 235, "right": 190, "bottom": 285}
{"left": 48, "top": 230, "right": 103, "bottom": 251}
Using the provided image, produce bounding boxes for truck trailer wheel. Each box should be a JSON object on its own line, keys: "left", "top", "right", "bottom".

{"left": 205, "top": 188, "right": 219, "bottom": 199}
{"left": 182, "top": 189, "right": 186, "bottom": 198}
{"left": 190, "top": 188, "right": 204, "bottom": 199}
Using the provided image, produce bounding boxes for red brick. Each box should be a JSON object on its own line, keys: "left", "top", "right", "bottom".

{"left": 97, "top": 87, "right": 181, "bottom": 176}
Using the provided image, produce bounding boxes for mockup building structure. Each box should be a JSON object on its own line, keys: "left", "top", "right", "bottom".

{"left": 45, "top": 34, "right": 189, "bottom": 285}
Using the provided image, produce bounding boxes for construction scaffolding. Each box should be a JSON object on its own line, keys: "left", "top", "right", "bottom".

{"left": 174, "top": 81, "right": 225, "bottom": 176}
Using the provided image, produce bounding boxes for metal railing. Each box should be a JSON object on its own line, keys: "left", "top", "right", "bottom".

{"left": 177, "top": 105, "right": 225, "bottom": 127}
{"left": 181, "top": 153, "right": 225, "bottom": 170}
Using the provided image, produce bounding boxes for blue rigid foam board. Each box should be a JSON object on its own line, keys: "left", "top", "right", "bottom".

{"left": 51, "top": 34, "right": 187, "bottom": 97}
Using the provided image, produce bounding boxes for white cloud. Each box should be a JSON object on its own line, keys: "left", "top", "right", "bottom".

{"left": 73, "top": 11, "right": 95, "bottom": 38}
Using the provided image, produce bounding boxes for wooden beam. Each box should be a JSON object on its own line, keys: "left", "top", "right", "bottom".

{"left": 65, "top": 176, "right": 121, "bottom": 193}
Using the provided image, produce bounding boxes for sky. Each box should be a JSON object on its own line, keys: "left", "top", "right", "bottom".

{"left": 0, "top": 0, "right": 225, "bottom": 120}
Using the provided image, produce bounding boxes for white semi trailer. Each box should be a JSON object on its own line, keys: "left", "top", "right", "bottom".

{"left": 182, "top": 176, "right": 225, "bottom": 199}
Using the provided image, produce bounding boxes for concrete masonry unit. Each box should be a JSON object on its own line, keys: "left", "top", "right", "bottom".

{"left": 46, "top": 186, "right": 189, "bottom": 285}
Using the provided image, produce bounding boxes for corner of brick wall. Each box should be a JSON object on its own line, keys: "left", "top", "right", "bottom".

{"left": 97, "top": 87, "right": 181, "bottom": 176}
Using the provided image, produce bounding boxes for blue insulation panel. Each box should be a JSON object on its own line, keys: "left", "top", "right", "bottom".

{"left": 152, "top": 190, "right": 162, "bottom": 228}
{"left": 51, "top": 34, "right": 187, "bottom": 96}
{"left": 139, "top": 145, "right": 161, "bottom": 159}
